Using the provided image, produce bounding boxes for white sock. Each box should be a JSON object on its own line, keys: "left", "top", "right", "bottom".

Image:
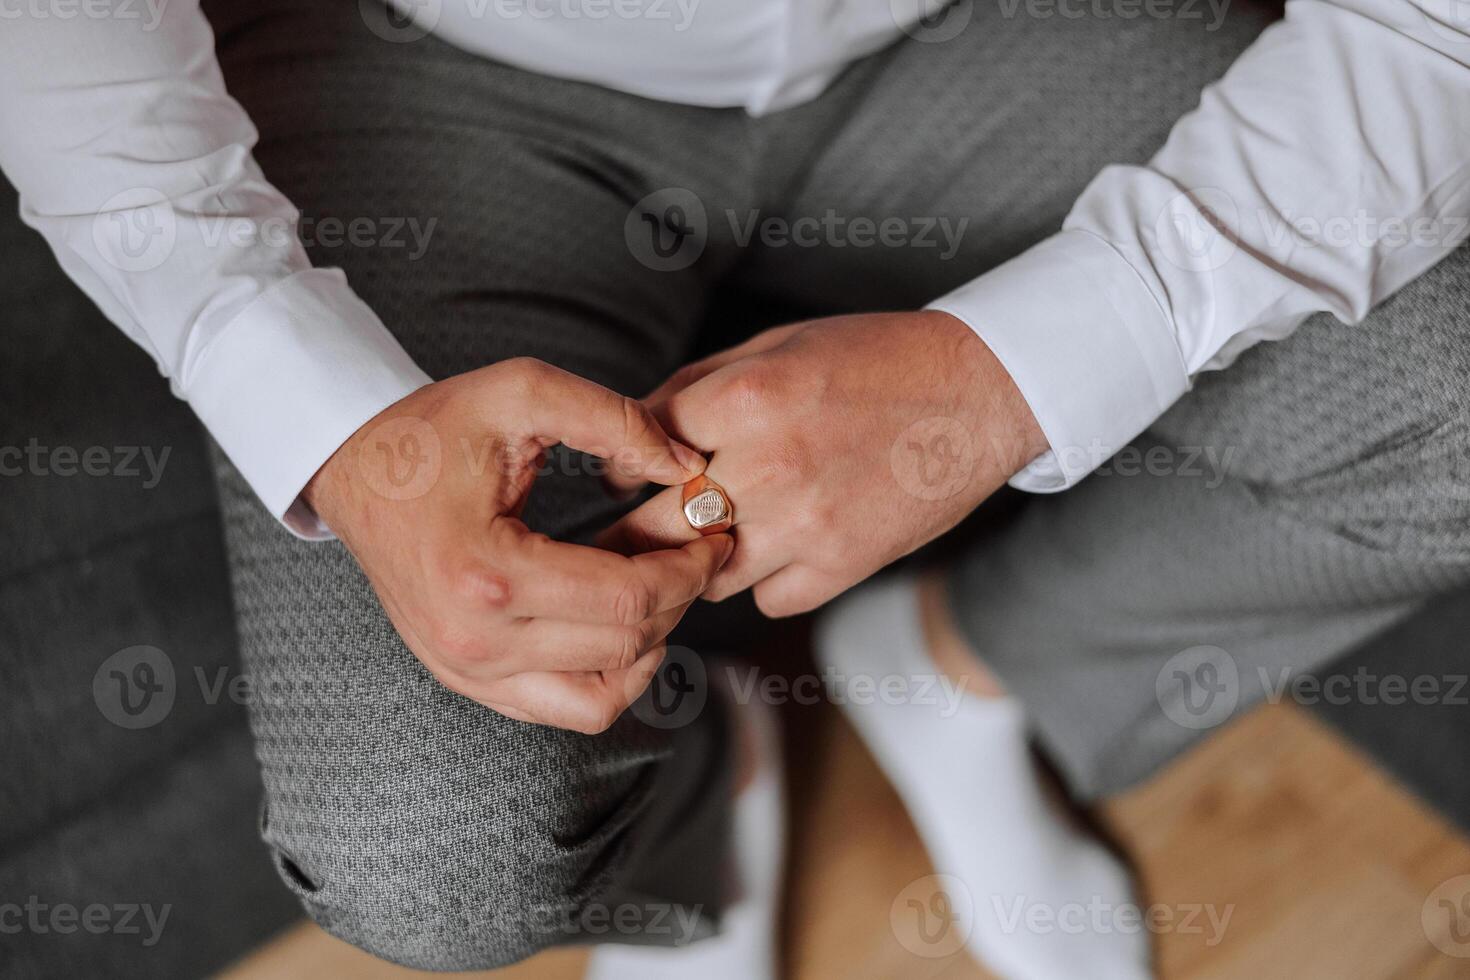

{"left": 815, "top": 574, "right": 1153, "bottom": 980}
{"left": 585, "top": 688, "right": 783, "bottom": 980}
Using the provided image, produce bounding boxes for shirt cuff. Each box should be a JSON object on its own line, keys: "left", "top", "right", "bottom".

{"left": 926, "top": 229, "right": 1189, "bottom": 492}
{"left": 185, "top": 268, "right": 432, "bottom": 539}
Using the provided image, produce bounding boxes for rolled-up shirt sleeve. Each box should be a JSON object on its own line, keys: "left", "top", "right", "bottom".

{"left": 929, "top": 0, "right": 1470, "bottom": 491}
{"left": 0, "top": 1, "right": 431, "bottom": 536}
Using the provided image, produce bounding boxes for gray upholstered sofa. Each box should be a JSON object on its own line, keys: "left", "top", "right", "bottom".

{"left": 1, "top": 179, "right": 298, "bottom": 979}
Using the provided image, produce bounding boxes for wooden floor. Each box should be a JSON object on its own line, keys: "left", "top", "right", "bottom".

{"left": 218, "top": 696, "right": 1470, "bottom": 980}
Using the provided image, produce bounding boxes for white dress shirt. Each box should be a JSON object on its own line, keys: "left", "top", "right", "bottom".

{"left": 1, "top": 0, "right": 1467, "bottom": 537}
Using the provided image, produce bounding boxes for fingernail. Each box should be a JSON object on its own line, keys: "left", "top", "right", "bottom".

{"left": 720, "top": 535, "right": 735, "bottom": 564}
{"left": 672, "top": 441, "right": 705, "bottom": 475}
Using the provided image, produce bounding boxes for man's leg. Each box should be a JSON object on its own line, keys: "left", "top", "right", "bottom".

{"left": 943, "top": 244, "right": 1470, "bottom": 797}
{"left": 201, "top": 0, "right": 760, "bottom": 969}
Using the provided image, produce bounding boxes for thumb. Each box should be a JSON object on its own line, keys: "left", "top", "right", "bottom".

{"left": 520, "top": 360, "right": 706, "bottom": 489}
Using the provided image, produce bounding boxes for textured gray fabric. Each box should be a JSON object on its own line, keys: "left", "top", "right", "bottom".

{"left": 948, "top": 242, "right": 1470, "bottom": 799}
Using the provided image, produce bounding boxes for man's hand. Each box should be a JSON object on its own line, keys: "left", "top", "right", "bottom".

{"left": 600, "top": 312, "right": 1047, "bottom": 617}
{"left": 304, "top": 358, "right": 734, "bottom": 733}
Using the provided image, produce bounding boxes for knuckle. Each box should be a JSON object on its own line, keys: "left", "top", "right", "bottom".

{"left": 612, "top": 575, "right": 653, "bottom": 626}
{"left": 619, "top": 395, "right": 655, "bottom": 441}
{"left": 613, "top": 627, "right": 644, "bottom": 671}
{"left": 719, "top": 360, "right": 809, "bottom": 419}
{"left": 634, "top": 616, "right": 660, "bottom": 652}
{"left": 446, "top": 560, "right": 512, "bottom": 609}
{"left": 504, "top": 355, "right": 548, "bottom": 379}
{"left": 616, "top": 397, "right": 660, "bottom": 473}
{"left": 498, "top": 357, "right": 550, "bottom": 400}
{"left": 433, "top": 624, "right": 489, "bottom": 666}
{"left": 717, "top": 365, "right": 774, "bottom": 414}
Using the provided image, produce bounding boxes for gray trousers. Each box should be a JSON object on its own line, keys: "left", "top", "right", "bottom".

{"left": 203, "top": 0, "right": 1470, "bottom": 969}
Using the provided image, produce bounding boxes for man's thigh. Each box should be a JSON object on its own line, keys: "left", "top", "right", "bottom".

{"left": 943, "top": 243, "right": 1470, "bottom": 798}
{"left": 202, "top": 0, "right": 751, "bottom": 968}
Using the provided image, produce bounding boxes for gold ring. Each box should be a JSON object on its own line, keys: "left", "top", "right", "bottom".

{"left": 681, "top": 474, "right": 734, "bottom": 535}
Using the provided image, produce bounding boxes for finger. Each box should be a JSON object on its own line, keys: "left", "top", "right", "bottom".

{"left": 494, "top": 603, "right": 689, "bottom": 674}
{"left": 493, "top": 516, "right": 733, "bottom": 624}
{"left": 641, "top": 324, "right": 802, "bottom": 414}
{"left": 519, "top": 360, "right": 705, "bottom": 489}
{"left": 752, "top": 564, "right": 846, "bottom": 618}
{"left": 702, "top": 523, "right": 787, "bottom": 602}
{"left": 596, "top": 482, "right": 696, "bottom": 555}
{"left": 646, "top": 363, "right": 756, "bottom": 452}
{"left": 601, "top": 494, "right": 786, "bottom": 603}
{"left": 477, "top": 649, "right": 667, "bottom": 734}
